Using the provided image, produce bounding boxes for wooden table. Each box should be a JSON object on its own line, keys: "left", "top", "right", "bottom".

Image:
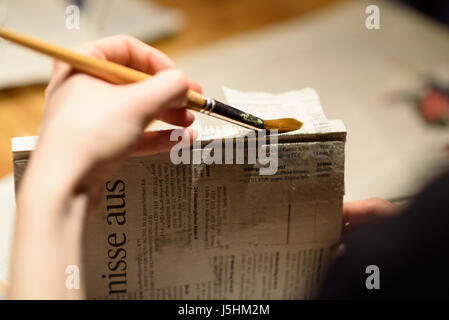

{"left": 0, "top": 0, "right": 341, "bottom": 179}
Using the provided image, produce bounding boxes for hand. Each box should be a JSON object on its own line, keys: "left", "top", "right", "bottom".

{"left": 10, "top": 35, "right": 201, "bottom": 299}
{"left": 337, "top": 198, "right": 401, "bottom": 257}
{"left": 38, "top": 35, "right": 201, "bottom": 214}
{"left": 342, "top": 197, "right": 401, "bottom": 231}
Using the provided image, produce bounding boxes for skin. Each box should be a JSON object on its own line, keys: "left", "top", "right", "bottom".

{"left": 8, "top": 35, "right": 200, "bottom": 299}
{"left": 6, "top": 35, "right": 401, "bottom": 299}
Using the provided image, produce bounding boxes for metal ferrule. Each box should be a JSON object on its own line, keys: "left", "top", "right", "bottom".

{"left": 199, "top": 97, "right": 216, "bottom": 115}
{"left": 199, "top": 97, "right": 264, "bottom": 130}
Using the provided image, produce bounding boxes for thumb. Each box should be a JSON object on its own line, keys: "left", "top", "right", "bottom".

{"left": 122, "top": 69, "right": 190, "bottom": 123}
{"left": 342, "top": 198, "right": 400, "bottom": 228}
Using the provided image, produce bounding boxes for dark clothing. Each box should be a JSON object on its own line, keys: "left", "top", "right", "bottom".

{"left": 320, "top": 169, "right": 449, "bottom": 299}
{"left": 399, "top": 0, "right": 449, "bottom": 27}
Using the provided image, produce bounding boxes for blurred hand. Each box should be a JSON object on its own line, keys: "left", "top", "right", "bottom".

{"left": 38, "top": 35, "right": 201, "bottom": 215}
{"left": 10, "top": 36, "right": 201, "bottom": 299}
{"left": 342, "top": 197, "right": 401, "bottom": 231}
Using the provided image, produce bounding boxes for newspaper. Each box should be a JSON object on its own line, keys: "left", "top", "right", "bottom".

{"left": 13, "top": 88, "right": 346, "bottom": 299}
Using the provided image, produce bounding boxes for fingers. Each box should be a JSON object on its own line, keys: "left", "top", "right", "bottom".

{"left": 46, "top": 44, "right": 110, "bottom": 99}
{"left": 188, "top": 79, "right": 202, "bottom": 93}
{"left": 45, "top": 61, "right": 76, "bottom": 100}
{"left": 132, "top": 128, "right": 195, "bottom": 157}
{"left": 123, "top": 69, "right": 190, "bottom": 124}
{"left": 46, "top": 35, "right": 178, "bottom": 98}
{"left": 73, "top": 35, "right": 176, "bottom": 74}
{"left": 158, "top": 108, "right": 195, "bottom": 127}
{"left": 155, "top": 79, "right": 200, "bottom": 127}
{"left": 342, "top": 198, "right": 401, "bottom": 228}
{"left": 154, "top": 77, "right": 200, "bottom": 127}
{"left": 45, "top": 35, "right": 202, "bottom": 130}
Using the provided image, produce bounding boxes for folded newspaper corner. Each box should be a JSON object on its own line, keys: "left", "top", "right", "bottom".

{"left": 12, "top": 87, "right": 346, "bottom": 299}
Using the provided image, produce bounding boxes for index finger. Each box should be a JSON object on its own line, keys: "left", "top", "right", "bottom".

{"left": 70, "top": 35, "right": 176, "bottom": 74}
{"left": 46, "top": 35, "right": 201, "bottom": 98}
{"left": 73, "top": 35, "right": 202, "bottom": 92}
{"left": 46, "top": 35, "right": 176, "bottom": 98}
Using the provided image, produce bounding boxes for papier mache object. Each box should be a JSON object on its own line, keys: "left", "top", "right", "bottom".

{"left": 13, "top": 87, "right": 346, "bottom": 299}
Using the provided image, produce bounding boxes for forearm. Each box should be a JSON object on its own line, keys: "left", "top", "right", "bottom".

{"left": 6, "top": 35, "right": 194, "bottom": 299}
{"left": 9, "top": 136, "right": 90, "bottom": 299}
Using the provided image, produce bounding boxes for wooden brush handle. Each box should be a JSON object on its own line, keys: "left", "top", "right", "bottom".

{"left": 0, "top": 27, "right": 205, "bottom": 110}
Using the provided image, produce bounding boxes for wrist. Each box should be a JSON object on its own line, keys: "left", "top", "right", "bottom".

{"left": 17, "top": 132, "right": 92, "bottom": 220}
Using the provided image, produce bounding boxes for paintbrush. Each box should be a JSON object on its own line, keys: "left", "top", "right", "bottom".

{"left": 0, "top": 27, "right": 303, "bottom": 132}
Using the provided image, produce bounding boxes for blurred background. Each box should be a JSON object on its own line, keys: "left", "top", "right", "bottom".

{"left": 0, "top": 0, "right": 449, "bottom": 292}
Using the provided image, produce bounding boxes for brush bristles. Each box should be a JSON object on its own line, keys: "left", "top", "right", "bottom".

{"left": 263, "top": 118, "right": 303, "bottom": 133}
